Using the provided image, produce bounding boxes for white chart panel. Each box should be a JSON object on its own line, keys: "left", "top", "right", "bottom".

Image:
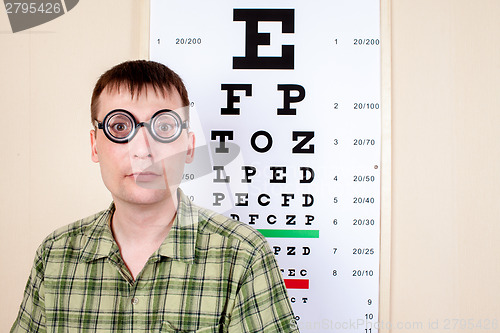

{"left": 151, "top": 1, "right": 381, "bottom": 332}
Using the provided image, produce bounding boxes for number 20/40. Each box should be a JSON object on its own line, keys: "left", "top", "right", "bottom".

{"left": 175, "top": 38, "right": 202, "bottom": 45}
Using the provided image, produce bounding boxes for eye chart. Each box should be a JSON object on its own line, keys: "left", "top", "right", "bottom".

{"left": 150, "top": 1, "right": 381, "bottom": 331}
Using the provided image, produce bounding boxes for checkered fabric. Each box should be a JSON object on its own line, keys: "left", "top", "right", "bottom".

{"left": 11, "top": 189, "right": 299, "bottom": 332}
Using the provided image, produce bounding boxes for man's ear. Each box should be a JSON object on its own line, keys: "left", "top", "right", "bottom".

{"left": 90, "top": 130, "right": 99, "bottom": 163}
{"left": 185, "top": 132, "right": 195, "bottom": 164}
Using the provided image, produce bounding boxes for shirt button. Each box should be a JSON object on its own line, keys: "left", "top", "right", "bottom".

{"left": 131, "top": 297, "right": 139, "bottom": 305}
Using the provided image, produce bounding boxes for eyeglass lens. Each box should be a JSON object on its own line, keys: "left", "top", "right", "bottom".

{"left": 107, "top": 112, "right": 134, "bottom": 139}
{"left": 152, "top": 113, "right": 180, "bottom": 140}
{"left": 101, "top": 109, "right": 184, "bottom": 143}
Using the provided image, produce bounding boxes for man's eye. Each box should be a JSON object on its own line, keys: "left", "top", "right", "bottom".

{"left": 112, "top": 123, "right": 128, "bottom": 132}
{"left": 158, "top": 123, "right": 173, "bottom": 132}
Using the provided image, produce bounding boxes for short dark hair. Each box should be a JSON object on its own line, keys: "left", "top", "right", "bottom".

{"left": 91, "top": 60, "right": 189, "bottom": 126}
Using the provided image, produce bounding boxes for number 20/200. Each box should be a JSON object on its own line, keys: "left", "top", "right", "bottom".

{"left": 175, "top": 38, "right": 202, "bottom": 45}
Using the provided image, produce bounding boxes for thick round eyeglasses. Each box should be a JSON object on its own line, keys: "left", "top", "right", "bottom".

{"left": 96, "top": 109, "right": 189, "bottom": 144}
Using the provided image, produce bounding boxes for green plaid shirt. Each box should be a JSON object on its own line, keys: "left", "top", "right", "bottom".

{"left": 11, "top": 189, "right": 299, "bottom": 332}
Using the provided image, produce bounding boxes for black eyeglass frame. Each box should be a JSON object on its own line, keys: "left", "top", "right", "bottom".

{"left": 96, "top": 109, "right": 189, "bottom": 144}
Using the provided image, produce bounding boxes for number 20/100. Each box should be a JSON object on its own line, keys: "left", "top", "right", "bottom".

{"left": 175, "top": 38, "right": 202, "bottom": 45}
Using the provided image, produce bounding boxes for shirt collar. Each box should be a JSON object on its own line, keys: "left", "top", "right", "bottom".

{"left": 80, "top": 203, "right": 120, "bottom": 263}
{"left": 156, "top": 188, "right": 198, "bottom": 264}
{"left": 80, "top": 188, "right": 199, "bottom": 264}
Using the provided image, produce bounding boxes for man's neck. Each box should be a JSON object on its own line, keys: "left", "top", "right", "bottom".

{"left": 111, "top": 195, "right": 178, "bottom": 245}
{"left": 109, "top": 194, "right": 178, "bottom": 279}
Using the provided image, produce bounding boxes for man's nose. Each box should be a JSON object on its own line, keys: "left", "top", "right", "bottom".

{"left": 129, "top": 126, "right": 153, "bottom": 159}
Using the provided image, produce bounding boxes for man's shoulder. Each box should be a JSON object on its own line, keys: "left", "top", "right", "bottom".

{"left": 194, "top": 204, "right": 269, "bottom": 252}
{"left": 38, "top": 207, "right": 110, "bottom": 253}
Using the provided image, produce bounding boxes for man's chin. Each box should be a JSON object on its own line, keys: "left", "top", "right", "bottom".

{"left": 116, "top": 188, "right": 176, "bottom": 206}
{"left": 134, "top": 180, "right": 167, "bottom": 190}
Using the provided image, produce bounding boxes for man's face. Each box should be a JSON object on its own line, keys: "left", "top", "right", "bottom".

{"left": 90, "top": 85, "right": 195, "bottom": 207}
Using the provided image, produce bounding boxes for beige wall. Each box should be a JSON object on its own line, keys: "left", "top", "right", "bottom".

{"left": 1, "top": 1, "right": 499, "bottom": 331}
{"left": 390, "top": 0, "right": 500, "bottom": 331}
{"left": 0, "top": 0, "right": 148, "bottom": 327}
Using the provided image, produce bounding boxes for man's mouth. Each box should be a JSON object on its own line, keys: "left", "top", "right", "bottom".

{"left": 128, "top": 171, "right": 162, "bottom": 182}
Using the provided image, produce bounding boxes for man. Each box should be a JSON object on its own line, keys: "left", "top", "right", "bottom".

{"left": 11, "top": 60, "right": 299, "bottom": 332}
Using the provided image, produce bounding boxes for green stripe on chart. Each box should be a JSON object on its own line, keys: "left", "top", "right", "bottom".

{"left": 257, "top": 229, "right": 319, "bottom": 238}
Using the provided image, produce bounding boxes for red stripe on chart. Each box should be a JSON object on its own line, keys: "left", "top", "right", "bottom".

{"left": 284, "top": 279, "right": 309, "bottom": 289}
